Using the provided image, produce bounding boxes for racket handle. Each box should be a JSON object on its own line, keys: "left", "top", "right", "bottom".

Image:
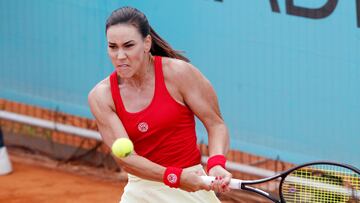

{"left": 200, "top": 176, "right": 242, "bottom": 189}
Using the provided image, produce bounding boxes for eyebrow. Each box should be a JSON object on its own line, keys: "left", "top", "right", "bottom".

{"left": 108, "top": 40, "right": 135, "bottom": 45}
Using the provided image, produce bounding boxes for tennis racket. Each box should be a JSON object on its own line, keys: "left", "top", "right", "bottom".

{"left": 201, "top": 161, "right": 360, "bottom": 203}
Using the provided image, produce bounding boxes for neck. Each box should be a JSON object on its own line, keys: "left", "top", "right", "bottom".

{"left": 119, "top": 54, "right": 154, "bottom": 88}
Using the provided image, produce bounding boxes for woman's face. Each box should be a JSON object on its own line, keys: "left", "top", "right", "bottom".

{"left": 106, "top": 24, "right": 151, "bottom": 78}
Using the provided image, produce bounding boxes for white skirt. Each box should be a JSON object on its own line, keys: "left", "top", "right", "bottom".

{"left": 120, "top": 164, "right": 220, "bottom": 203}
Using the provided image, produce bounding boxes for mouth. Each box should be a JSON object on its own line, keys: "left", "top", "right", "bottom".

{"left": 117, "top": 64, "right": 129, "bottom": 68}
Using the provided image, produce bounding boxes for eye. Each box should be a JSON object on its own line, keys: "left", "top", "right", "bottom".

{"left": 108, "top": 45, "right": 116, "bottom": 49}
{"left": 124, "top": 44, "right": 134, "bottom": 48}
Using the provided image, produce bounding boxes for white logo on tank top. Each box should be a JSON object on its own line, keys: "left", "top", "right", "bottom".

{"left": 138, "top": 122, "right": 149, "bottom": 133}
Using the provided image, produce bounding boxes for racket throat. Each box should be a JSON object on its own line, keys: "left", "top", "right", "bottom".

{"left": 245, "top": 185, "right": 280, "bottom": 203}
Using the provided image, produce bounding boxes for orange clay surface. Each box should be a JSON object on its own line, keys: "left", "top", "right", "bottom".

{"left": 0, "top": 150, "right": 263, "bottom": 203}
{"left": 0, "top": 160, "right": 125, "bottom": 203}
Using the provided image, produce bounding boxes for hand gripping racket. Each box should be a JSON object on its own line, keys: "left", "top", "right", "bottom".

{"left": 202, "top": 161, "right": 360, "bottom": 203}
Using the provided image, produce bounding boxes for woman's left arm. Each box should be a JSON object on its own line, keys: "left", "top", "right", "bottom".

{"left": 171, "top": 60, "right": 232, "bottom": 192}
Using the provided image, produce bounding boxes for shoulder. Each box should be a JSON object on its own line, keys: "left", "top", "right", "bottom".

{"left": 88, "top": 77, "right": 114, "bottom": 109}
{"left": 162, "top": 57, "right": 205, "bottom": 83}
{"left": 161, "top": 57, "right": 212, "bottom": 98}
{"left": 88, "top": 77, "right": 110, "bottom": 98}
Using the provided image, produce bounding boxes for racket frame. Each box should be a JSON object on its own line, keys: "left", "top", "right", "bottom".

{"left": 226, "top": 161, "right": 360, "bottom": 203}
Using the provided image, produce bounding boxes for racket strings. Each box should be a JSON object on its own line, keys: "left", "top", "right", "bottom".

{"left": 281, "top": 164, "right": 360, "bottom": 203}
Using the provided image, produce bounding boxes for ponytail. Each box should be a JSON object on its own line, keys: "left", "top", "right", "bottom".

{"left": 149, "top": 26, "right": 190, "bottom": 62}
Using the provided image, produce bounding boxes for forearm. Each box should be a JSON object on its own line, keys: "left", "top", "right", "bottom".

{"left": 207, "top": 123, "right": 229, "bottom": 156}
{"left": 115, "top": 154, "right": 166, "bottom": 182}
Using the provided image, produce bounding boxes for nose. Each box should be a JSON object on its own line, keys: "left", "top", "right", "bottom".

{"left": 116, "top": 49, "right": 126, "bottom": 60}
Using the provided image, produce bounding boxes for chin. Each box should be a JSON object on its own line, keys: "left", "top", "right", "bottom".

{"left": 116, "top": 70, "right": 133, "bottom": 79}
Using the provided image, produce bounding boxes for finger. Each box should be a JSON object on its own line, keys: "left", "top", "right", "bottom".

{"left": 210, "top": 177, "right": 217, "bottom": 192}
{"left": 210, "top": 183, "right": 214, "bottom": 191}
{"left": 210, "top": 179, "right": 214, "bottom": 188}
{"left": 221, "top": 174, "right": 232, "bottom": 192}
{"left": 218, "top": 176, "right": 230, "bottom": 193}
{"left": 221, "top": 182, "right": 231, "bottom": 193}
{"left": 214, "top": 176, "right": 222, "bottom": 192}
{"left": 221, "top": 184, "right": 227, "bottom": 193}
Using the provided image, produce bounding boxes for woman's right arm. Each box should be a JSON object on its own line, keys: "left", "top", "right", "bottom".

{"left": 88, "top": 82, "right": 208, "bottom": 192}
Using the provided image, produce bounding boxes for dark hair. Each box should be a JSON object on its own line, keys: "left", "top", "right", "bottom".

{"left": 106, "top": 7, "right": 189, "bottom": 62}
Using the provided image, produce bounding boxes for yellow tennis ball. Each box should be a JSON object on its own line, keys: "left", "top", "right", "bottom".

{"left": 111, "top": 138, "right": 134, "bottom": 158}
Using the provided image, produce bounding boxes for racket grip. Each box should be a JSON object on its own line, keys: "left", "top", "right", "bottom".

{"left": 200, "top": 176, "right": 242, "bottom": 189}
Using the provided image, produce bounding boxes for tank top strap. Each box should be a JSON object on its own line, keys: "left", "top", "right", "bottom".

{"left": 154, "top": 56, "right": 167, "bottom": 94}
{"left": 109, "top": 71, "right": 124, "bottom": 116}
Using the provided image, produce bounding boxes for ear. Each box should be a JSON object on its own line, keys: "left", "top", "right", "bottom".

{"left": 144, "top": 35, "right": 152, "bottom": 52}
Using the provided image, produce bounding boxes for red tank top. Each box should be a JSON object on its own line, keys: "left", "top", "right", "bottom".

{"left": 109, "top": 56, "right": 201, "bottom": 168}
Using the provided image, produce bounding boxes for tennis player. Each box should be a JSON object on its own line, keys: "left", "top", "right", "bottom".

{"left": 88, "top": 6, "right": 232, "bottom": 202}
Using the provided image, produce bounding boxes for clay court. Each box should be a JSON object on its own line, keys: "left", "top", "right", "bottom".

{"left": 0, "top": 150, "right": 125, "bottom": 203}
{"left": 0, "top": 148, "right": 267, "bottom": 203}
